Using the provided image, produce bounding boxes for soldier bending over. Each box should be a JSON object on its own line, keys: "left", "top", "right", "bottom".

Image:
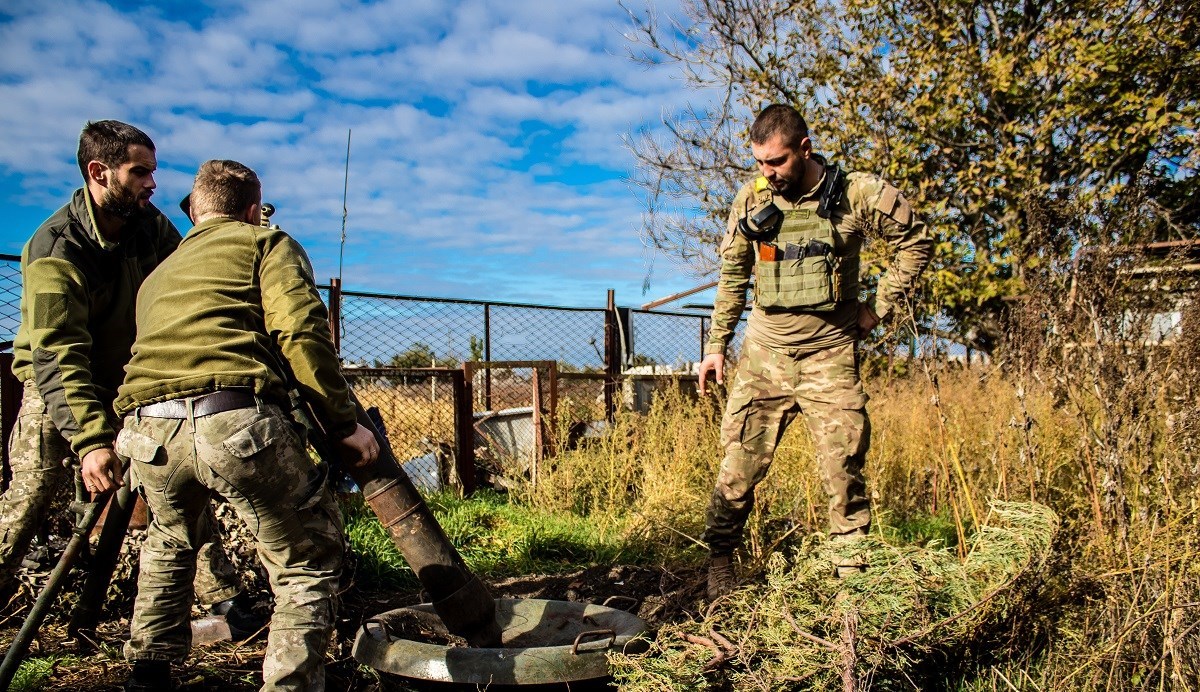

{"left": 699, "top": 104, "right": 933, "bottom": 598}
{"left": 114, "top": 160, "right": 378, "bottom": 691}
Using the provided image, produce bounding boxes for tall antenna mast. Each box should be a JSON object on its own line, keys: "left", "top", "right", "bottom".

{"left": 337, "top": 129, "right": 352, "bottom": 283}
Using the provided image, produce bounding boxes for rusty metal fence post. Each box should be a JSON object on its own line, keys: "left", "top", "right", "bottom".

{"left": 328, "top": 277, "right": 342, "bottom": 355}
{"left": 451, "top": 369, "right": 475, "bottom": 495}
{"left": 483, "top": 303, "right": 492, "bottom": 411}
{"left": 604, "top": 290, "right": 618, "bottom": 421}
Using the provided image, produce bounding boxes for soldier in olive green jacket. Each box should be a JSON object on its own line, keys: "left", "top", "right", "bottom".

{"left": 115, "top": 160, "right": 379, "bottom": 692}
{"left": 0, "top": 121, "right": 249, "bottom": 618}
{"left": 700, "top": 105, "right": 933, "bottom": 598}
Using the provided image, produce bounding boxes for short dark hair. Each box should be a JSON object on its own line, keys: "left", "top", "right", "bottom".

{"left": 749, "top": 104, "right": 809, "bottom": 149}
{"left": 76, "top": 120, "right": 155, "bottom": 179}
{"left": 189, "top": 160, "right": 261, "bottom": 219}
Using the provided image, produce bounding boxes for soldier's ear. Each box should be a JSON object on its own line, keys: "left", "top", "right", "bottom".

{"left": 245, "top": 202, "right": 262, "bottom": 226}
{"left": 86, "top": 160, "right": 111, "bottom": 187}
{"left": 796, "top": 137, "right": 812, "bottom": 159}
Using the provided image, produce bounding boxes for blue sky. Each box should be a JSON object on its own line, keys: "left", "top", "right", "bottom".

{"left": 0, "top": 0, "right": 719, "bottom": 310}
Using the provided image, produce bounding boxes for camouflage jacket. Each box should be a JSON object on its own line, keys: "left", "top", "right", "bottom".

{"left": 11, "top": 188, "right": 181, "bottom": 457}
{"left": 706, "top": 159, "right": 933, "bottom": 355}
{"left": 115, "top": 217, "right": 357, "bottom": 440}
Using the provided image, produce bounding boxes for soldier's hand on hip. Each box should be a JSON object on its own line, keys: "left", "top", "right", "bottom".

{"left": 81, "top": 447, "right": 123, "bottom": 497}
{"left": 339, "top": 423, "right": 380, "bottom": 469}
{"left": 698, "top": 353, "right": 725, "bottom": 396}
{"left": 856, "top": 301, "right": 881, "bottom": 339}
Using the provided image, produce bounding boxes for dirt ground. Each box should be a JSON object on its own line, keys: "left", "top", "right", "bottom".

{"left": 0, "top": 559, "right": 705, "bottom": 691}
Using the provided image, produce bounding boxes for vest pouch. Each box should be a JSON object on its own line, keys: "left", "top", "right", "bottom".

{"left": 754, "top": 254, "right": 837, "bottom": 311}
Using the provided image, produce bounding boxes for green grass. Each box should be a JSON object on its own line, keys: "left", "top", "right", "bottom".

{"left": 8, "top": 654, "right": 81, "bottom": 691}
{"left": 875, "top": 508, "right": 964, "bottom": 549}
{"left": 342, "top": 489, "right": 656, "bottom": 589}
{"left": 342, "top": 484, "right": 973, "bottom": 600}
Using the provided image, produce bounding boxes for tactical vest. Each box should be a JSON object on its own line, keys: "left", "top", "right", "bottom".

{"left": 749, "top": 178, "right": 859, "bottom": 311}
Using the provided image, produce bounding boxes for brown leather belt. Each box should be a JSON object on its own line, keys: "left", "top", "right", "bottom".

{"left": 137, "top": 390, "right": 259, "bottom": 419}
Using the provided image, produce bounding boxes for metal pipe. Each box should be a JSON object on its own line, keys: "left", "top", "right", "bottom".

{"left": 641, "top": 280, "right": 718, "bottom": 310}
{"left": 68, "top": 483, "right": 138, "bottom": 636}
{"left": 0, "top": 493, "right": 110, "bottom": 689}
{"left": 344, "top": 400, "right": 501, "bottom": 647}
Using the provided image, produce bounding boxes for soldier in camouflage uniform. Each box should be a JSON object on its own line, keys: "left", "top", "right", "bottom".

{"left": 699, "top": 105, "right": 933, "bottom": 598}
{"left": 0, "top": 120, "right": 253, "bottom": 619}
{"left": 114, "top": 159, "right": 379, "bottom": 691}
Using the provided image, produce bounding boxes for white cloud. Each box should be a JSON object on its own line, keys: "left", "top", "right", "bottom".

{"left": 0, "top": 0, "right": 711, "bottom": 307}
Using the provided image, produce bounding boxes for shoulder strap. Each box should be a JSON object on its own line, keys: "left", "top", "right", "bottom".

{"left": 816, "top": 164, "right": 844, "bottom": 219}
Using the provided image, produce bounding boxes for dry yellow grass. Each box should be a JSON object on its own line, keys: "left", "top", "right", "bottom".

{"left": 350, "top": 381, "right": 456, "bottom": 461}
{"left": 346, "top": 295, "right": 1198, "bottom": 688}
{"left": 521, "top": 342, "right": 1198, "bottom": 687}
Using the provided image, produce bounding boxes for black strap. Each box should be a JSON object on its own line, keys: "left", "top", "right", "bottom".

{"left": 816, "top": 164, "right": 844, "bottom": 219}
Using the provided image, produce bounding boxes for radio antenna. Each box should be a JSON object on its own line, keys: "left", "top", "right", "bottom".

{"left": 337, "top": 129, "right": 352, "bottom": 284}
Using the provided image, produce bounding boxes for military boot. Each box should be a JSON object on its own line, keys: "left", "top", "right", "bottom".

{"left": 707, "top": 554, "right": 736, "bottom": 600}
{"left": 830, "top": 534, "right": 869, "bottom": 579}
{"left": 211, "top": 591, "right": 267, "bottom": 641}
{"left": 125, "top": 660, "right": 172, "bottom": 692}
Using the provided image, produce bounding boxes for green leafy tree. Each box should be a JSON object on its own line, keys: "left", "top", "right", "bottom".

{"left": 625, "top": 0, "right": 1199, "bottom": 349}
{"left": 375, "top": 342, "right": 458, "bottom": 369}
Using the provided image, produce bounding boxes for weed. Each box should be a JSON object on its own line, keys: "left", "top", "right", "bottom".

{"left": 8, "top": 654, "right": 80, "bottom": 691}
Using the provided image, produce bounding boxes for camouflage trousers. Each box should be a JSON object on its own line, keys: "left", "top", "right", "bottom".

{"left": 0, "top": 379, "right": 241, "bottom": 604}
{"left": 120, "top": 402, "right": 343, "bottom": 692}
{"left": 703, "top": 340, "right": 871, "bottom": 555}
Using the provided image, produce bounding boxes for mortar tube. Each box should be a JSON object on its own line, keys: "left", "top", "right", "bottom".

{"left": 69, "top": 482, "right": 137, "bottom": 637}
{"left": 0, "top": 495, "right": 109, "bottom": 689}
{"left": 346, "top": 403, "right": 502, "bottom": 648}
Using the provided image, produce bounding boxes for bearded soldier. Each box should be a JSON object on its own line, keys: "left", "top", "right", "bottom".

{"left": 0, "top": 120, "right": 257, "bottom": 631}
{"left": 700, "top": 104, "right": 933, "bottom": 598}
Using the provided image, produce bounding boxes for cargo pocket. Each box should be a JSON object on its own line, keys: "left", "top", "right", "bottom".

{"left": 719, "top": 395, "right": 754, "bottom": 448}
{"left": 116, "top": 428, "right": 164, "bottom": 465}
{"left": 221, "top": 416, "right": 277, "bottom": 459}
{"left": 116, "top": 427, "right": 165, "bottom": 494}
{"left": 217, "top": 412, "right": 318, "bottom": 512}
{"left": 836, "top": 390, "right": 870, "bottom": 411}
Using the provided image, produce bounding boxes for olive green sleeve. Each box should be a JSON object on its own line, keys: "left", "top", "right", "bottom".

{"left": 24, "top": 257, "right": 115, "bottom": 456}
{"left": 259, "top": 233, "right": 358, "bottom": 440}
{"left": 705, "top": 185, "right": 755, "bottom": 355}
{"left": 846, "top": 173, "right": 934, "bottom": 322}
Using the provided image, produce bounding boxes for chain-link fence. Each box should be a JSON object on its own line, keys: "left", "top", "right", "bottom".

{"left": 330, "top": 289, "right": 610, "bottom": 372}
{"left": 0, "top": 254, "right": 21, "bottom": 347}
{"left": 325, "top": 286, "right": 737, "bottom": 382}
{"left": 0, "top": 255, "right": 739, "bottom": 495}
{"left": 344, "top": 367, "right": 469, "bottom": 493}
{"left": 0, "top": 254, "right": 19, "bottom": 486}
{"left": 320, "top": 282, "right": 740, "bottom": 492}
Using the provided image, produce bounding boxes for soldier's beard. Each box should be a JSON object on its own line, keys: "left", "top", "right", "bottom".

{"left": 99, "top": 182, "right": 146, "bottom": 220}
{"left": 768, "top": 174, "right": 798, "bottom": 195}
